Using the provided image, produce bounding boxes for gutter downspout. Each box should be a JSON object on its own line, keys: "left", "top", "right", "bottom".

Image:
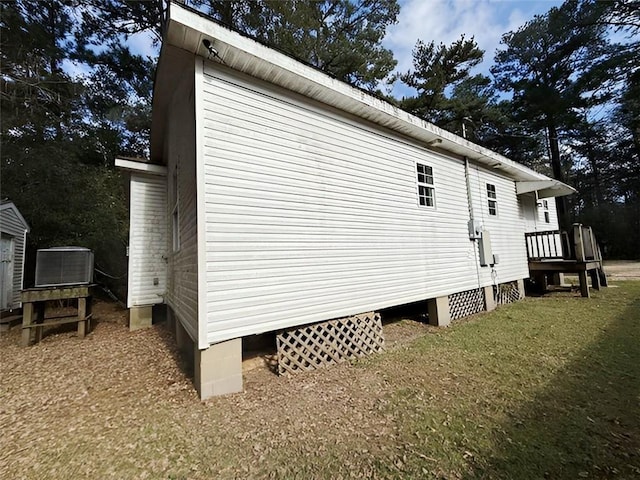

{"left": 462, "top": 120, "right": 484, "bottom": 292}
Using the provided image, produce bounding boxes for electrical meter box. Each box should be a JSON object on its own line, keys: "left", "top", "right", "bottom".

{"left": 478, "top": 230, "right": 493, "bottom": 266}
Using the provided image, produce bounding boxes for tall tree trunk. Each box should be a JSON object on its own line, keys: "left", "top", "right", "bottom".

{"left": 547, "top": 119, "right": 570, "bottom": 230}
{"left": 585, "top": 124, "right": 603, "bottom": 206}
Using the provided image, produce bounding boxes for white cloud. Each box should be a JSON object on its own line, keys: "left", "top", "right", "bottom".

{"left": 384, "top": 0, "right": 562, "bottom": 96}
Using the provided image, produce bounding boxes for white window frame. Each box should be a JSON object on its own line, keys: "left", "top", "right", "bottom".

{"left": 416, "top": 162, "right": 435, "bottom": 208}
{"left": 486, "top": 183, "right": 497, "bottom": 216}
{"left": 542, "top": 199, "right": 550, "bottom": 223}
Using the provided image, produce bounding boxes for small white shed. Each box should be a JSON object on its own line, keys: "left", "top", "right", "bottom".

{"left": 0, "top": 200, "right": 30, "bottom": 311}
{"left": 117, "top": 2, "right": 576, "bottom": 399}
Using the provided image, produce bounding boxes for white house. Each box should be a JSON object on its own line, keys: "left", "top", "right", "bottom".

{"left": 116, "top": 2, "right": 574, "bottom": 399}
{"left": 0, "top": 200, "right": 30, "bottom": 312}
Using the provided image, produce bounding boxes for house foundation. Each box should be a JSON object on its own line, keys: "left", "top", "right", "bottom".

{"left": 427, "top": 296, "right": 451, "bottom": 327}
{"left": 129, "top": 306, "right": 153, "bottom": 331}
{"left": 429, "top": 280, "right": 526, "bottom": 326}
{"left": 175, "top": 316, "right": 191, "bottom": 353}
{"left": 484, "top": 285, "right": 497, "bottom": 312}
{"left": 195, "top": 338, "right": 243, "bottom": 400}
{"left": 275, "top": 311, "right": 384, "bottom": 375}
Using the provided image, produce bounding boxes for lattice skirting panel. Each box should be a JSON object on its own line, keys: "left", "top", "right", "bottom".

{"left": 496, "top": 281, "right": 522, "bottom": 305}
{"left": 448, "top": 288, "right": 486, "bottom": 321}
{"left": 276, "top": 312, "right": 385, "bottom": 376}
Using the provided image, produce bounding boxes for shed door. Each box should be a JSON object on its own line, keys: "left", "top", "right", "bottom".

{"left": 0, "top": 235, "right": 14, "bottom": 310}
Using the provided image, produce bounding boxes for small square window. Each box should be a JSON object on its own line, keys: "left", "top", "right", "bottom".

{"left": 419, "top": 185, "right": 435, "bottom": 206}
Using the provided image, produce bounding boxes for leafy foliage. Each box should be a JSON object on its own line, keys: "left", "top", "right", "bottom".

{"left": 491, "top": 0, "right": 621, "bottom": 230}
{"left": 2, "top": 0, "right": 639, "bottom": 303}
{"left": 399, "top": 36, "right": 493, "bottom": 138}
{"left": 198, "top": 0, "right": 400, "bottom": 90}
{"left": 0, "top": 0, "right": 147, "bottom": 295}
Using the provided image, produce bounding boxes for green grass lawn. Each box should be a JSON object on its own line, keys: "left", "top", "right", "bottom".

{"left": 366, "top": 281, "right": 640, "bottom": 479}
{"left": 2, "top": 282, "right": 638, "bottom": 479}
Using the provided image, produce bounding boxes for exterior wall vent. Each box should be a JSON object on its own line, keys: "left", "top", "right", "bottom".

{"left": 35, "top": 247, "right": 94, "bottom": 287}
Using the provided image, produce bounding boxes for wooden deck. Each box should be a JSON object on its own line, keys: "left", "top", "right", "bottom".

{"left": 526, "top": 224, "right": 607, "bottom": 298}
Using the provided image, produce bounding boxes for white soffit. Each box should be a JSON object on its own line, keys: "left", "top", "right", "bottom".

{"left": 516, "top": 180, "right": 576, "bottom": 198}
{"left": 0, "top": 201, "right": 30, "bottom": 232}
{"left": 115, "top": 158, "right": 168, "bottom": 176}
{"left": 162, "top": 2, "right": 574, "bottom": 191}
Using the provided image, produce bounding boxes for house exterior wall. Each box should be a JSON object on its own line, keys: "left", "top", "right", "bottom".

{"left": 0, "top": 204, "right": 28, "bottom": 309}
{"left": 468, "top": 166, "right": 530, "bottom": 285}
{"left": 520, "top": 193, "right": 562, "bottom": 258}
{"left": 127, "top": 173, "right": 168, "bottom": 308}
{"left": 198, "top": 64, "right": 531, "bottom": 344}
{"left": 521, "top": 194, "right": 560, "bottom": 232}
{"left": 164, "top": 54, "right": 199, "bottom": 342}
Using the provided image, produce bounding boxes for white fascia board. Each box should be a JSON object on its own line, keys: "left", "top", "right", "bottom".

{"left": 165, "top": 2, "right": 574, "bottom": 192}
{"left": 194, "top": 57, "right": 209, "bottom": 350}
{"left": 516, "top": 180, "right": 576, "bottom": 198}
{"left": 115, "top": 158, "right": 168, "bottom": 176}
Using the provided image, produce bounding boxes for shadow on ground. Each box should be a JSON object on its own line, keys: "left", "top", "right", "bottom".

{"left": 465, "top": 293, "right": 640, "bottom": 479}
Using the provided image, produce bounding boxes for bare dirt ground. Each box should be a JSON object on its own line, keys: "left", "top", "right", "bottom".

{"left": 0, "top": 301, "right": 434, "bottom": 479}
{"left": 1, "top": 276, "right": 638, "bottom": 479}
{"left": 603, "top": 260, "right": 640, "bottom": 280}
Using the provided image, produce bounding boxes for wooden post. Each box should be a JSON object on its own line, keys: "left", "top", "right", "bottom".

{"left": 534, "top": 272, "right": 548, "bottom": 293}
{"left": 561, "top": 231, "right": 571, "bottom": 259}
{"left": 21, "top": 302, "right": 34, "bottom": 347}
{"left": 35, "top": 302, "right": 45, "bottom": 343}
{"left": 86, "top": 295, "right": 93, "bottom": 333}
{"left": 582, "top": 226, "right": 595, "bottom": 259}
{"left": 590, "top": 269, "right": 601, "bottom": 291}
{"left": 578, "top": 271, "right": 590, "bottom": 298}
{"left": 573, "top": 224, "right": 585, "bottom": 262}
{"left": 77, "top": 297, "right": 87, "bottom": 338}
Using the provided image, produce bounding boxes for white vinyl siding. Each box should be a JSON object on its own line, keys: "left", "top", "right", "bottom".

{"left": 200, "top": 66, "right": 493, "bottom": 344}
{"left": 543, "top": 198, "right": 560, "bottom": 229}
{"left": 127, "top": 174, "right": 167, "bottom": 308}
{"left": 0, "top": 203, "right": 28, "bottom": 309}
{"left": 520, "top": 194, "right": 560, "bottom": 233}
{"left": 164, "top": 62, "right": 199, "bottom": 343}
{"left": 469, "top": 166, "right": 530, "bottom": 284}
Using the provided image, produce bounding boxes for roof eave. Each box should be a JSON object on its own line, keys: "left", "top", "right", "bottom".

{"left": 157, "top": 2, "right": 574, "bottom": 195}
{"left": 0, "top": 201, "right": 30, "bottom": 232}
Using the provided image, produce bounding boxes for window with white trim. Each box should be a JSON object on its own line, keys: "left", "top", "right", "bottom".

{"left": 543, "top": 199, "right": 550, "bottom": 223}
{"left": 416, "top": 163, "right": 435, "bottom": 207}
{"left": 486, "top": 183, "right": 497, "bottom": 216}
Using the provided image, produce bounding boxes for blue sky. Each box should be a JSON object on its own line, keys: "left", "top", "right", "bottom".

{"left": 383, "top": 0, "right": 563, "bottom": 96}
{"left": 120, "top": 0, "right": 563, "bottom": 97}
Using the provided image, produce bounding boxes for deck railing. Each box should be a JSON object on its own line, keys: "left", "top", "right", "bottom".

{"left": 525, "top": 230, "right": 567, "bottom": 260}
{"left": 525, "top": 224, "right": 601, "bottom": 262}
